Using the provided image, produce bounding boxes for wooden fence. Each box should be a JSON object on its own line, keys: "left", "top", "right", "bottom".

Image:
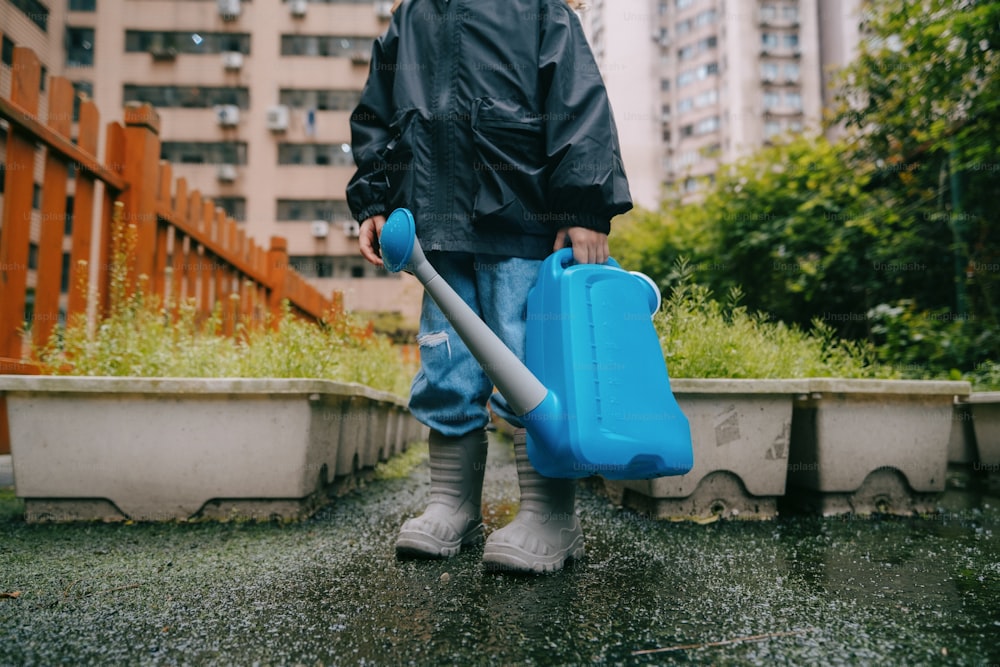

{"left": 0, "top": 46, "right": 343, "bottom": 454}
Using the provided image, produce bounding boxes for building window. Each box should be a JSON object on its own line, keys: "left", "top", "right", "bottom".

{"left": 212, "top": 197, "right": 247, "bottom": 222}
{"left": 290, "top": 256, "right": 336, "bottom": 279}
{"left": 760, "top": 5, "right": 777, "bottom": 21}
{"left": 125, "top": 31, "right": 251, "bottom": 55}
{"left": 278, "top": 144, "right": 355, "bottom": 166}
{"left": 695, "top": 115, "right": 720, "bottom": 134}
{"left": 69, "top": 0, "right": 97, "bottom": 10}
{"left": 280, "top": 35, "right": 374, "bottom": 58}
{"left": 783, "top": 34, "right": 800, "bottom": 48}
{"left": 160, "top": 142, "right": 248, "bottom": 165}
{"left": 676, "top": 0, "right": 695, "bottom": 9}
{"left": 763, "top": 91, "right": 780, "bottom": 109}
{"left": 276, "top": 199, "right": 353, "bottom": 222}
{"left": 124, "top": 85, "right": 250, "bottom": 109}
{"left": 783, "top": 62, "right": 800, "bottom": 82}
{"left": 762, "top": 33, "right": 779, "bottom": 50}
{"left": 11, "top": 0, "right": 49, "bottom": 31}
{"left": 279, "top": 89, "right": 361, "bottom": 111}
{"left": 66, "top": 27, "right": 95, "bottom": 67}
{"left": 764, "top": 120, "right": 782, "bottom": 138}
{"left": 694, "top": 8, "right": 717, "bottom": 26}
{"left": 761, "top": 62, "right": 779, "bottom": 81}
{"left": 785, "top": 91, "right": 802, "bottom": 110}
{"left": 782, "top": 5, "right": 799, "bottom": 21}
{"left": 695, "top": 88, "right": 718, "bottom": 107}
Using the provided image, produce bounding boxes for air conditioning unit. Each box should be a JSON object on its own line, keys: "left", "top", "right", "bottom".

{"left": 222, "top": 51, "right": 243, "bottom": 70}
{"left": 311, "top": 220, "right": 331, "bottom": 238}
{"left": 150, "top": 46, "right": 178, "bottom": 61}
{"left": 149, "top": 35, "right": 177, "bottom": 60}
{"left": 290, "top": 0, "right": 308, "bottom": 17}
{"left": 218, "top": 0, "right": 241, "bottom": 20}
{"left": 217, "top": 164, "right": 238, "bottom": 182}
{"left": 375, "top": 1, "right": 393, "bottom": 19}
{"left": 350, "top": 51, "right": 371, "bottom": 66}
{"left": 266, "top": 105, "right": 290, "bottom": 132}
{"left": 342, "top": 220, "right": 360, "bottom": 238}
{"left": 215, "top": 104, "right": 240, "bottom": 126}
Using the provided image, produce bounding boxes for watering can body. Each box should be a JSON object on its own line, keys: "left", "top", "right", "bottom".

{"left": 378, "top": 207, "right": 693, "bottom": 480}
{"left": 523, "top": 249, "right": 693, "bottom": 479}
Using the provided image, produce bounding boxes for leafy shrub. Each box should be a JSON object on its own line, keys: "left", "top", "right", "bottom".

{"left": 867, "top": 300, "right": 1000, "bottom": 389}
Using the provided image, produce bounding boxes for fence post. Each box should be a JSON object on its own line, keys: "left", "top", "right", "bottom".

{"left": 121, "top": 102, "right": 161, "bottom": 295}
{"left": 0, "top": 47, "right": 41, "bottom": 363}
{"left": 96, "top": 121, "right": 125, "bottom": 318}
{"left": 67, "top": 98, "right": 101, "bottom": 322}
{"left": 33, "top": 76, "right": 75, "bottom": 349}
{"left": 267, "top": 236, "right": 289, "bottom": 328}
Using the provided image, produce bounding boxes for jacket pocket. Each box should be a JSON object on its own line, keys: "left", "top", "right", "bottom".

{"left": 470, "top": 97, "right": 547, "bottom": 233}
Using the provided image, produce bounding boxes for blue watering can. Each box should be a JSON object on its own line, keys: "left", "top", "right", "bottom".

{"left": 379, "top": 207, "right": 693, "bottom": 480}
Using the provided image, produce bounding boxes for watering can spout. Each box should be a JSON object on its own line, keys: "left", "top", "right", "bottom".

{"left": 379, "top": 208, "right": 550, "bottom": 417}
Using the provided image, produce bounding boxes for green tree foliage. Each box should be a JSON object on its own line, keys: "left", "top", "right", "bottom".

{"left": 611, "top": 0, "right": 1000, "bottom": 383}
{"left": 834, "top": 0, "right": 1000, "bottom": 377}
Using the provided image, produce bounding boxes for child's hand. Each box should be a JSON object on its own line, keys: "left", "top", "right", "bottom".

{"left": 360, "top": 215, "right": 387, "bottom": 267}
{"left": 554, "top": 227, "right": 609, "bottom": 265}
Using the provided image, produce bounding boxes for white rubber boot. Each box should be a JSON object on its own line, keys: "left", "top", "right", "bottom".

{"left": 482, "top": 430, "right": 585, "bottom": 573}
{"left": 395, "top": 428, "right": 489, "bottom": 559}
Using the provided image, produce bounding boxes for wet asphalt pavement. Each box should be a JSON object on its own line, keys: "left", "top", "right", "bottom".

{"left": 0, "top": 433, "right": 998, "bottom": 666}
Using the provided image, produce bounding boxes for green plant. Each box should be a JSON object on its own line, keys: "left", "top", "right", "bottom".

{"left": 36, "top": 218, "right": 414, "bottom": 396}
{"left": 867, "top": 300, "right": 1000, "bottom": 389}
{"left": 657, "top": 260, "right": 891, "bottom": 379}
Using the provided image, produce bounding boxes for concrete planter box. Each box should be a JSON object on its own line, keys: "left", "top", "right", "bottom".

{"left": 0, "top": 376, "right": 426, "bottom": 523}
{"left": 596, "top": 379, "right": 809, "bottom": 521}
{"left": 787, "top": 379, "right": 972, "bottom": 516}
{"left": 966, "top": 392, "right": 1000, "bottom": 492}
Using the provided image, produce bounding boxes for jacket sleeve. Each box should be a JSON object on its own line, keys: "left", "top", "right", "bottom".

{"left": 539, "top": 1, "right": 633, "bottom": 232}
{"left": 346, "top": 19, "right": 399, "bottom": 223}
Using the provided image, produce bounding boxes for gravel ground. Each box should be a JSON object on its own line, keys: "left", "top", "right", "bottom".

{"left": 0, "top": 435, "right": 998, "bottom": 667}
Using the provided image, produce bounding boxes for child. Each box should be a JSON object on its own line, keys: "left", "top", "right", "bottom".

{"left": 347, "top": 0, "right": 632, "bottom": 573}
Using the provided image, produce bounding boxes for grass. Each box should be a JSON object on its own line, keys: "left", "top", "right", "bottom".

{"left": 657, "top": 271, "right": 892, "bottom": 379}
{"left": 32, "top": 211, "right": 415, "bottom": 396}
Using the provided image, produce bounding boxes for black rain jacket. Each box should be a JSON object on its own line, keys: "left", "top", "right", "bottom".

{"left": 346, "top": 0, "right": 633, "bottom": 259}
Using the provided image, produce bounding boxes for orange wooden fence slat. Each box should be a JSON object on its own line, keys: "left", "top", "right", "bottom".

{"left": 97, "top": 121, "right": 126, "bottom": 318}
{"left": 33, "top": 76, "right": 76, "bottom": 348}
{"left": 0, "top": 47, "right": 41, "bottom": 360}
{"left": 67, "top": 99, "right": 101, "bottom": 321}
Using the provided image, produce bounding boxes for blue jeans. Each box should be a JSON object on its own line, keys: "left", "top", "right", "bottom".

{"left": 408, "top": 251, "right": 542, "bottom": 437}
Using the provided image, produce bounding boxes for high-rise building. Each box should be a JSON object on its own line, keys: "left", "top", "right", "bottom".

{"left": 582, "top": 0, "right": 862, "bottom": 208}
{"left": 1, "top": 0, "right": 422, "bottom": 326}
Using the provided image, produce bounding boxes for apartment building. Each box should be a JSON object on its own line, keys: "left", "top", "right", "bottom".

{"left": 583, "top": 0, "right": 861, "bottom": 208}
{"left": 1, "top": 0, "right": 422, "bottom": 326}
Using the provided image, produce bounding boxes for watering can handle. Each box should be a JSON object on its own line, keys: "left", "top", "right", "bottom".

{"left": 549, "top": 248, "right": 661, "bottom": 315}
{"left": 551, "top": 247, "right": 622, "bottom": 272}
